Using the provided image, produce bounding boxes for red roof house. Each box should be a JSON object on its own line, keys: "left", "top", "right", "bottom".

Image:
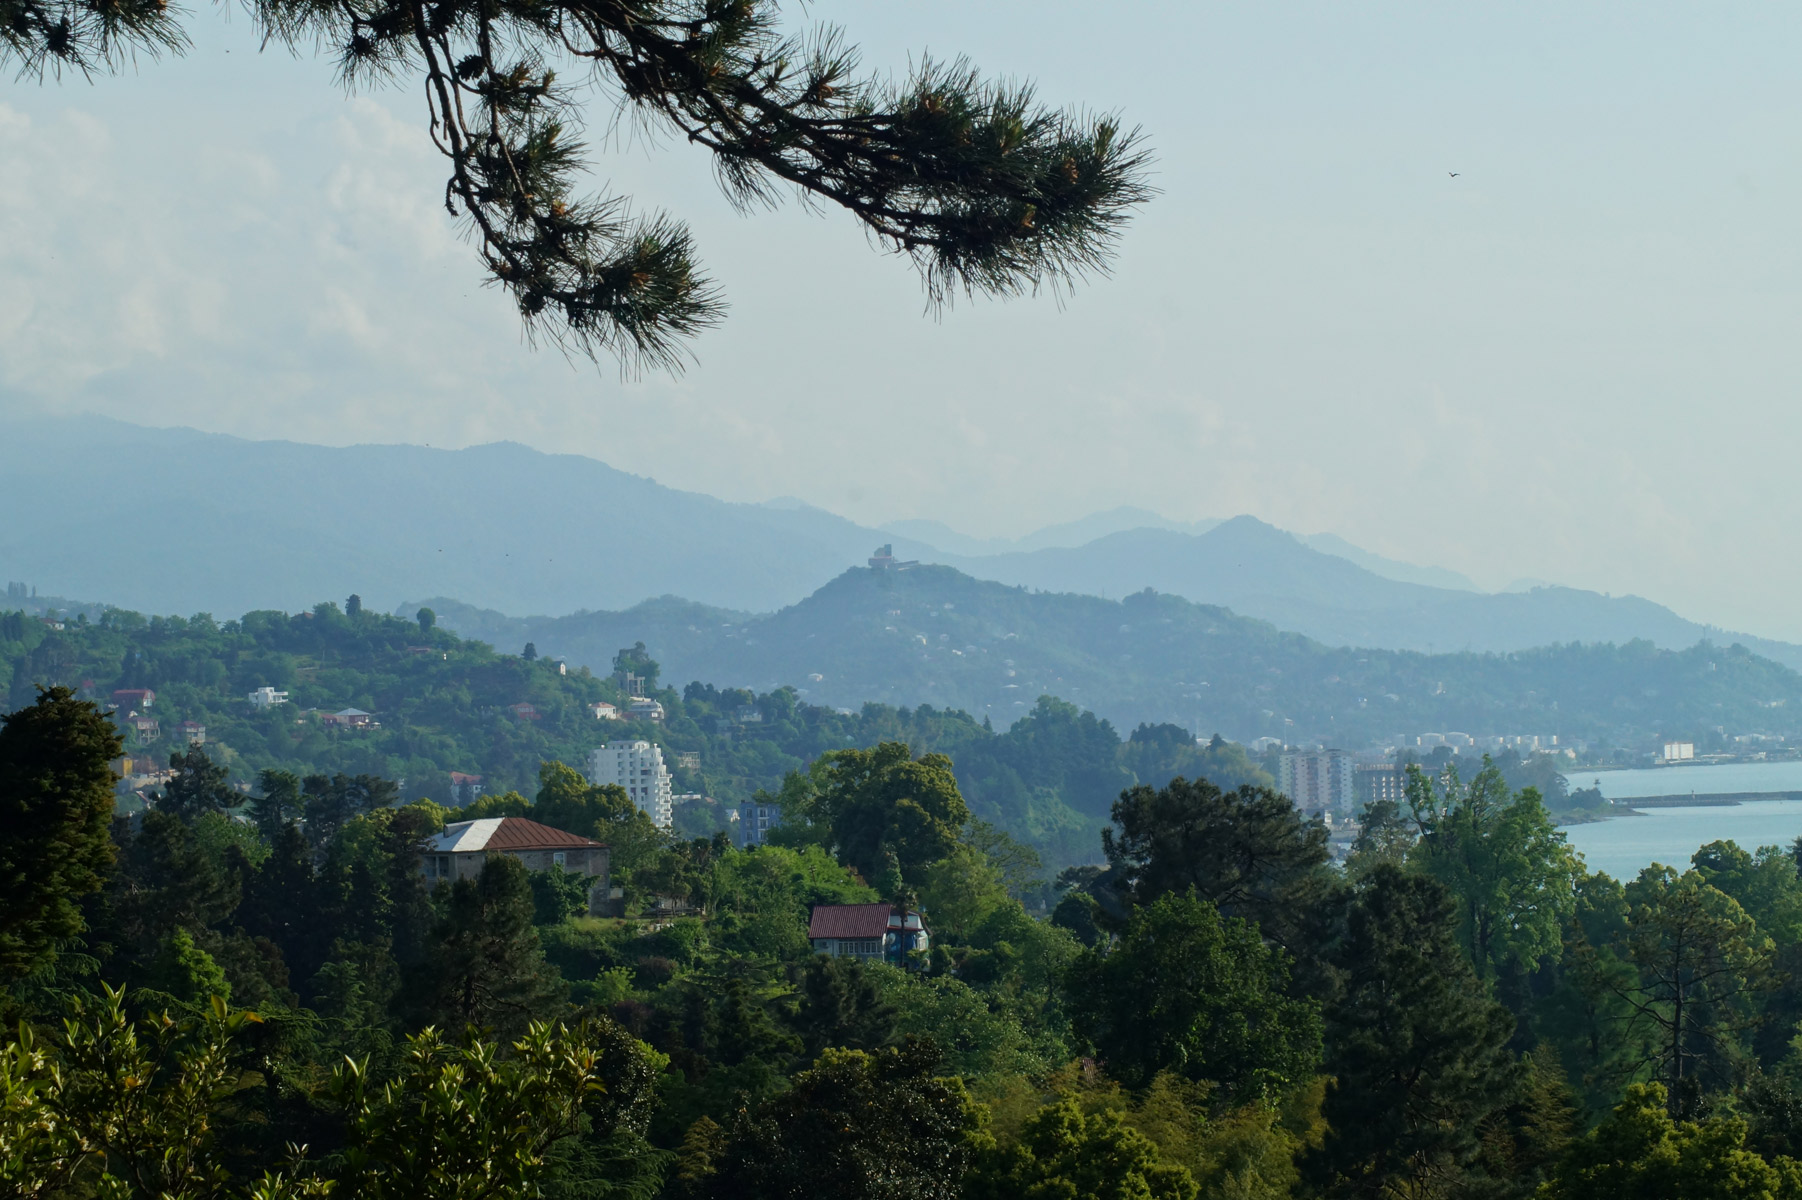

{"left": 807, "top": 904, "right": 930, "bottom": 968}
{"left": 420, "top": 817, "right": 609, "bottom": 909}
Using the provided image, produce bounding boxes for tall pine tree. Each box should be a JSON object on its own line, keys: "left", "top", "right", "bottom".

{"left": 416, "top": 855, "right": 564, "bottom": 1037}
{"left": 0, "top": 686, "right": 120, "bottom": 982}
{"left": 1308, "top": 865, "right": 1520, "bottom": 1199}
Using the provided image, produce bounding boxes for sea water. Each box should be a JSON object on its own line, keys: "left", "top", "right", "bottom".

{"left": 1562, "top": 797, "right": 1802, "bottom": 882}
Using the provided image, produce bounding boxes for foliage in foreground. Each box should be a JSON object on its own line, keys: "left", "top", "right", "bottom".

{"left": 13, "top": 685, "right": 1802, "bottom": 1198}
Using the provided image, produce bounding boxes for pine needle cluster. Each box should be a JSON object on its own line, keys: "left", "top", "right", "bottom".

{"left": 7, "top": 0, "right": 1153, "bottom": 371}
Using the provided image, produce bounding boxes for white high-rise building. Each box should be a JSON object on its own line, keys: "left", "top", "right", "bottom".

{"left": 588, "top": 740, "right": 674, "bottom": 828}
{"left": 1278, "top": 748, "right": 1356, "bottom": 817}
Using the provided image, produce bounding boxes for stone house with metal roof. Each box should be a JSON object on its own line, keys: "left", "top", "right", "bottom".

{"left": 421, "top": 817, "right": 610, "bottom": 913}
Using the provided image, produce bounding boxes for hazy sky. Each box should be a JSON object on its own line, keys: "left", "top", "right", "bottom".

{"left": 5, "top": 4, "right": 1802, "bottom": 638}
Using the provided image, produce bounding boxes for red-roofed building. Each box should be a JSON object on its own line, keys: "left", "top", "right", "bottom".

{"left": 509, "top": 702, "right": 541, "bottom": 721}
{"left": 420, "top": 817, "right": 609, "bottom": 910}
{"left": 448, "top": 772, "right": 484, "bottom": 805}
{"left": 111, "top": 688, "right": 156, "bottom": 711}
{"left": 807, "top": 904, "right": 930, "bottom": 968}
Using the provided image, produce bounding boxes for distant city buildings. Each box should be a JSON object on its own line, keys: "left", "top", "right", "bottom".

{"left": 739, "top": 798, "right": 783, "bottom": 846}
{"left": 1394, "top": 731, "right": 1569, "bottom": 755}
{"left": 588, "top": 740, "right": 674, "bottom": 828}
{"left": 1662, "top": 741, "right": 1696, "bottom": 763}
{"left": 1354, "top": 762, "right": 1406, "bottom": 810}
{"left": 1278, "top": 748, "right": 1356, "bottom": 816}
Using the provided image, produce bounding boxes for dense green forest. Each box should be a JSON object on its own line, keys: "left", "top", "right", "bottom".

{"left": 10, "top": 685, "right": 1802, "bottom": 1198}
{"left": 414, "top": 564, "right": 1802, "bottom": 748}
{"left": 0, "top": 600, "right": 1273, "bottom": 866}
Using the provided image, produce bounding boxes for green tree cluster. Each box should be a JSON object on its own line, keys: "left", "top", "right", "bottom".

{"left": 16, "top": 680, "right": 1802, "bottom": 1200}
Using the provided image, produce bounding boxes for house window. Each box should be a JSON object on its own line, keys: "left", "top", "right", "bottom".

{"left": 553, "top": 851, "right": 566, "bottom": 868}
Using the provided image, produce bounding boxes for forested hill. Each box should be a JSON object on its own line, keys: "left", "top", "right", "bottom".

{"left": 413, "top": 564, "right": 1802, "bottom": 747}
{"left": 10, "top": 414, "right": 1799, "bottom": 667}
{"left": 0, "top": 602, "right": 1276, "bottom": 865}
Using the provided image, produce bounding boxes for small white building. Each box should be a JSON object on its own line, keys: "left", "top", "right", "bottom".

{"left": 248, "top": 686, "right": 289, "bottom": 709}
{"left": 588, "top": 701, "right": 620, "bottom": 721}
{"left": 627, "top": 698, "right": 666, "bottom": 722}
{"left": 587, "top": 740, "right": 674, "bottom": 828}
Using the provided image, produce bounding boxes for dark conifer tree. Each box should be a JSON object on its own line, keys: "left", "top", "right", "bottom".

{"left": 711, "top": 1039, "right": 975, "bottom": 1200}
{"left": 0, "top": 685, "right": 120, "bottom": 982}
{"left": 108, "top": 809, "right": 241, "bottom": 965}
{"left": 1064, "top": 889, "right": 1322, "bottom": 1101}
{"left": 790, "top": 955, "right": 898, "bottom": 1058}
{"left": 303, "top": 773, "right": 399, "bottom": 847}
{"left": 1307, "top": 866, "right": 1520, "bottom": 1199}
{"left": 416, "top": 855, "right": 564, "bottom": 1037}
{"left": 154, "top": 746, "right": 236, "bottom": 821}
{"left": 1102, "top": 776, "right": 1334, "bottom": 951}
{"left": 238, "top": 819, "right": 330, "bottom": 986}
{"left": 252, "top": 769, "right": 304, "bottom": 844}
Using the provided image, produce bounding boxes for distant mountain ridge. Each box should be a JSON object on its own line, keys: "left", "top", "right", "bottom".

{"left": 0, "top": 413, "right": 937, "bottom": 617}
{"left": 881, "top": 507, "right": 1223, "bottom": 556}
{"left": 923, "top": 518, "right": 1802, "bottom": 672}
{"left": 2, "top": 412, "right": 1796, "bottom": 669}
{"left": 409, "top": 564, "right": 1802, "bottom": 745}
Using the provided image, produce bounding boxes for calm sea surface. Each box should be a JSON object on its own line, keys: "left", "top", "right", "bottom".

{"left": 1560, "top": 759, "right": 1802, "bottom": 880}
{"left": 1573, "top": 760, "right": 1802, "bottom": 800}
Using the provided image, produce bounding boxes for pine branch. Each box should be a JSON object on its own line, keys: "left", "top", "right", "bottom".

{"left": 11, "top": 0, "right": 1151, "bottom": 370}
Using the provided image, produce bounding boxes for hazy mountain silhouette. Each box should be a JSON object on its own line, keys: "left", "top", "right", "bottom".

{"left": 2, "top": 413, "right": 1794, "bottom": 670}
{"left": 927, "top": 517, "right": 1802, "bottom": 670}
{"left": 409, "top": 564, "right": 1802, "bottom": 743}
{"left": 0, "top": 413, "right": 934, "bottom": 617}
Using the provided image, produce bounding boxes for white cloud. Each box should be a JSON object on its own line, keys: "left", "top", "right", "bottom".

{"left": 6, "top": 4, "right": 1802, "bottom": 641}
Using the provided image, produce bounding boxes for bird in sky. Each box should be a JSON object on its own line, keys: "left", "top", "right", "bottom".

{"left": 1448, "top": 172, "right": 1461, "bottom": 178}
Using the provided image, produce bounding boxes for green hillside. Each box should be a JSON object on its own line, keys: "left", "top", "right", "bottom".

{"left": 415, "top": 565, "right": 1802, "bottom": 747}
{"left": 0, "top": 601, "right": 1270, "bottom": 866}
